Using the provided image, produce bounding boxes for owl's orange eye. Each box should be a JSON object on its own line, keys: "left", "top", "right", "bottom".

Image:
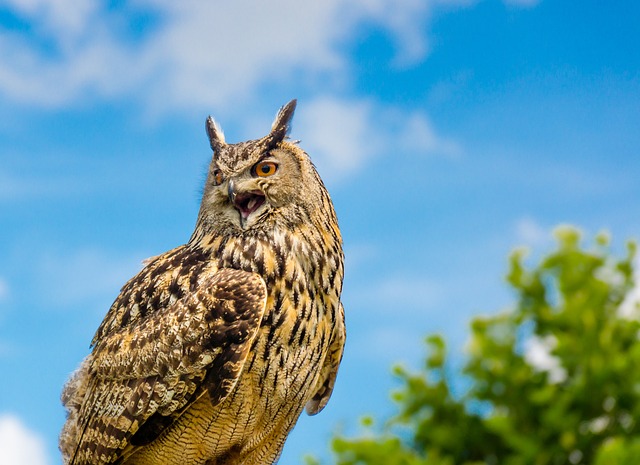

{"left": 213, "top": 169, "right": 224, "bottom": 186}
{"left": 253, "top": 161, "right": 278, "bottom": 178}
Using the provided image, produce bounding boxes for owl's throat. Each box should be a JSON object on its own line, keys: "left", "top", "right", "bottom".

{"left": 233, "top": 190, "right": 266, "bottom": 224}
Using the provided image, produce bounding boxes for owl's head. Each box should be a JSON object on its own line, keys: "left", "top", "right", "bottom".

{"left": 195, "top": 100, "right": 328, "bottom": 235}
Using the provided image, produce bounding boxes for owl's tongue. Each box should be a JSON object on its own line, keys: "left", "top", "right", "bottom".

{"left": 234, "top": 190, "right": 266, "bottom": 219}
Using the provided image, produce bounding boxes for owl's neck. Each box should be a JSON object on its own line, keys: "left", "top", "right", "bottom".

{"left": 188, "top": 220, "right": 342, "bottom": 291}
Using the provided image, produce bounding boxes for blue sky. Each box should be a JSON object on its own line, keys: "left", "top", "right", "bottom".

{"left": 1, "top": 0, "right": 639, "bottom": 464}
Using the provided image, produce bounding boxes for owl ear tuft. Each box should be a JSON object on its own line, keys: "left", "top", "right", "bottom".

{"left": 268, "top": 99, "right": 297, "bottom": 146}
{"left": 206, "top": 116, "right": 226, "bottom": 154}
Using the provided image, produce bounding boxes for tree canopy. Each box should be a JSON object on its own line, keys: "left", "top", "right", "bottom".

{"left": 319, "top": 227, "right": 640, "bottom": 465}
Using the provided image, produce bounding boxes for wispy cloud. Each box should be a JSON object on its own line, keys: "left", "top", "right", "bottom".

{"left": 0, "top": 0, "right": 124, "bottom": 107}
{"left": 0, "top": 414, "right": 50, "bottom": 465}
{"left": 514, "top": 216, "right": 550, "bottom": 248}
{"left": 295, "top": 96, "right": 461, "bottom": 179}
{"left": 0, "top": 0, "right": 430, "bottom": 111}
{"left": 0, "top": 0, "right": 539, "bottom": 112}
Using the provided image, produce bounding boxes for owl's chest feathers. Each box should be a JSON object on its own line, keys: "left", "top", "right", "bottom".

{"left": 203, "top": 225, "right": 342, "bottom": 312}
{"left": 106, "top": 226, "right": 340, "bottom": 391}
{"left": 201, "top": 228, "right": 341, "bottom": 400}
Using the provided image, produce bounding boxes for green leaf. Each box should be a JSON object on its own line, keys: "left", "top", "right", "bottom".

{"left": 315, "top": 229, "right": 640, "bottom": 465}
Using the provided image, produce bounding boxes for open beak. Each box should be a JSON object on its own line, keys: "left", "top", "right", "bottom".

{"left": 228, "top": 179, "right": 266, "bottom": 227}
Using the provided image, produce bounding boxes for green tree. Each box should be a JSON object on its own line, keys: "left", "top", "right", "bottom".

{"left": 323, "top": 227, "right": 640, "bottom": 465}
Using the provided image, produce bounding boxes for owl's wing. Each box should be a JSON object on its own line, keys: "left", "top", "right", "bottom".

{"left": 305, "top": 302, "right": 346, "bottom": 415}
{"left": 68, "top": 268, "right": 267, "bottom": 465}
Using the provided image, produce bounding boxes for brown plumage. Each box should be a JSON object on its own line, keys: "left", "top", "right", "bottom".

{"left": 60, "top": 100, "right": 345, "bottom": 465}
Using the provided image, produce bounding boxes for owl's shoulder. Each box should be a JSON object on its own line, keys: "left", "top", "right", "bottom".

{"left": 91, "top": 244, "right": 217, "bottom": 346}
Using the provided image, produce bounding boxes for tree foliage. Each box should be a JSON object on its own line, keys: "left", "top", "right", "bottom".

{"left": 322, "top": 227, "right": 640, "bottom": 465}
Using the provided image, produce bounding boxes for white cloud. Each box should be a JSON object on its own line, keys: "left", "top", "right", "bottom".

{"left": 523, "top": 335, "right": 567, "bottom": 383}
{"left": 0, "top": 0, "right": 538, "bottom": 112}
{"left": 2, "top": 0, "right": 98, "bottom": 44}
{"left": 296, "top": 98, "right": 381, "bottom": 175}
{"left": 514, "top": 216, "right": 549, "bottom": 247}
{"left": 0, "top": 0, "right": 432, "bottom": 111}
{"left": 0, "top": 415, "right": 50, "bottom": 465}
{"left": 351, "top": 0, "right": 431, "bottom": 66}
{"left": 295, "top": 96, "right": 460, "bottom": 179}
{"left": 0, "top": 0, "right": 124, "bottom": 107}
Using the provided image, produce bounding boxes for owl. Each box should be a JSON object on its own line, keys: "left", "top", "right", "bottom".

{"left": 59, "top": 100, "right": 345, "bottom": 465}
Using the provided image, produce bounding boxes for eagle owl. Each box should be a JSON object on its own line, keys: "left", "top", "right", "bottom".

{"left": 59, "top": 100, "right": 345, "bottom": 465}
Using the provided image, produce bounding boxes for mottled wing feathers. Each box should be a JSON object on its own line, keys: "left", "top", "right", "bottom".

{"left": 92, "top": 245, "right": 212, "bottom": 347}
{"left": 305, "top": 303, "right": 346, "bottom": 415}
{"left": 67, "top": 267, "right": 268, "bottom": 465}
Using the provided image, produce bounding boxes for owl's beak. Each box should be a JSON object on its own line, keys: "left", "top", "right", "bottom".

{"left": 228, "top": 179, "right": 266, "bottom": 228}
{"left": 227, "top": 179, "right": 237, "bottom": 205}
